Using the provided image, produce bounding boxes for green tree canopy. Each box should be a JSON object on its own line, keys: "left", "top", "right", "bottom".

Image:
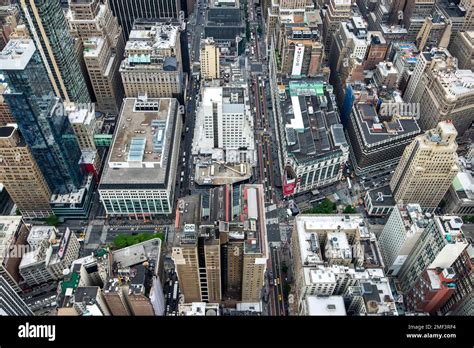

{"left": 343, "top": 205, "right": 356, "bottom": 214}
{"left": 45, "top": 215, "right": 60, "bottom": 227}
{"left": 303, "top": 198, "right": 337, "bottom": 214}
{"left": 113, "top": 232, "right": 164, "bottom": 250}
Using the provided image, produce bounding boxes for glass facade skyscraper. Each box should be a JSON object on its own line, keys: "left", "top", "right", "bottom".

{"left": 19, "top": 0, "right": 91, "bottom": 103}
{"left": 0, "top": 39, "right": 84, "bottom": 194}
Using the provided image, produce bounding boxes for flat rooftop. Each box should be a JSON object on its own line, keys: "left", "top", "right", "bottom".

{"left": 0, "top": 39, "right": 35, "bottom": 71}
{"left": 27, "top": 226, "right": 56, "bottom": 246}
{"left": 65, "top": 102, "right": 95, "bottom": 125}
{"left": 100, "top": 98, "right": 178, "bottom": 188}
{"left": 0, "top": 216, "right": 23, "bottom": 260}
{"left": 295, "top": 215, "right": 365, "bottom": 265}
{"left": 353, "top": 103, "right": 421, "bottom": 146}
{"left": 305, "top": 295, "right": 346, "bottom": 316}
{"left": 241, "top": 185, "right": 267, "bottom": 255}
{"left": 367, "top": 185, "right": 396, "bottom": 207}
{"left": 111, "top": 238, "right": 161, "bottom": 275}
{"left": 281, "top": 80, "right": 347, "bottom": 164}
{"left": 127, "top": 24, "right": 179, "bottom": 51}
{"left": 195, "top": 162, "right": 252, "bottom": 186}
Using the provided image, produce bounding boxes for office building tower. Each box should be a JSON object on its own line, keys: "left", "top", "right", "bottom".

{"left": 389, "top": 42, "right": 418, "bottom": 92}
{"left": 73, "top": 286, "right": 111, "bottom": 315}
{"left": 173, "top": 184, "right": 268, "bottom": 304}
{"left": 192, "top": 86, "right": 255, "bottom": 165}
{"left": 378, "top": 204, "right": 427, "bottom": 276}
{"left": 46, "top": 228, "right": 81, "bottom": 279}
{"left": 103, "top": 278, "right": 132, "bottom": 315}
{"left": 444, "top": 159, "right": 474, "bottom": 216}
{"left": 397, "top": 215, "right": 468, "bottom": 293}
{"left": 120, "top": 20, "right": 183, "bottom": 99}
{"left": 66, "top": 0, "right": 125, "bottom": 114}
{"left": 402, "top": 0, "right": 436, "bottom": 41}
{"left": 269, "top": 78, "right": 348, "bottom": 196}
{"left": 346, "top": 101, "right": 421, "bottom": 176}
{"left": 0, "top": 3, "right": 19, "bottom": 51}
{"left": 449, "top": 30, "right": 474, "bottom": 70}
{"left": 172, "top": 195, "right": 222, "bottom": 303}
{"left": 200, "top": 38, "right": 220, "bottom": 80}
{"left": 204, "top": 3, "right": 245, "bottom": 45}
{"left": 440, "top": 245, "right": 474, "bottom": 316}
{"left": 403, "top": 48, "right": 474, "bottom": 135}
{"left": 0, "top": 275, "right": 33, "bottom": 315}
{"left": 415, "top": 14, "right": 451, "bottom": 52}
{"left": 364, "top": 32, "right": 388, "bottom": 70}
{"left": 0, "top": 39, "right": 84, "bottom": 194}
{"left": 0, "top": 84, "right": 14, "bottom": 125}
{"left": 109, "top": 0, "right": 181, "bottom": 40}
{"left": 19, "top": 226, "right": 57, "bottom": 286}
{"left": 291, "top": 215, "right": 398, "bottom": 315}
{"left": 0, "top": 216, "right": 29, "bottom": 293}
{"left": 99, "top": 97, "right": 181, "bottom": 219}
{"left": 406, "top": 267, "right": 457, "bottom": 314}
{"left": 390, "top": 121, "right": 459, "bottom": 211}
{"left": 0, "top": 126, "right": 52, "bottom": 218}
{"left": 65, "top": 103, "right": 97, "bottom": 152}
{"left": 18, "top": 0, "right": 90, "bottom": 103}
{"left": 437, "top": 0, "right": 474, "bottom": 44}
{"left": 322, "top": 0, "right": 352, "bottom": 54}
{"left": 106, "top": 238, "right": 164, "bottom": 315}
{"left": 235, "top": 184, "right": 267, "bottom": 302}
{"left": 277, "top": 23, "right": 324, "bottom": 78}
{"left": 328, "top": 17, "right": 368, "bottom": 107}
{"left": 266, "top": 0, "right": 314, "bottom": 44}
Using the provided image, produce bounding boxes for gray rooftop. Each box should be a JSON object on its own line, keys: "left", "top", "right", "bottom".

{"left": 100, "top": 98, "right": 179, "bottom": 189}
{"left": 353, "top": 103, "right": 421, "bottom": 147}
{"left": 282, "top": 80, "right": 347, "bottom": 163}
{"left": 367, "top": 185, "right": 396, "bottom": 207}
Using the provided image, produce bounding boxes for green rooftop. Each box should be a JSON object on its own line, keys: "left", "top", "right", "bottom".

{"left": 60, "top": 271, "right": 80, "bottom": 294}
{"left": 289, "top": 81, "right": 325, "bottom": 97}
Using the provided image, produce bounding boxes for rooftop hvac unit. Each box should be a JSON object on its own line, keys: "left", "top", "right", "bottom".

{"left": 376, "top": 192, "right": 384, "bottom": 202}
{"left": 205, "top": 309, "right": 217, "bottom": 316}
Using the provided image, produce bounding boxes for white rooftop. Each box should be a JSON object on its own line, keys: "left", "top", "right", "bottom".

{"left": 325, "top": 231, "right": 352, "bottom": 260}
{"left": 295, "top": 215, "right": 365, "bottom": 265}
{"left": 127, "top": 24, "right": 179, "bottom": 52}
{"left": 27, "top": 225, "right": 57, "bottom": 249}
{"left": 305, "top": 295, "right": 346, "bottom": 316}
{"left": 65, "top": 102, "right": 95, "bottom": 125}
{"left": 0, "top": 39, "right": 35, "bottom": 70}
{"left": 179, "top": 302, "right": 220, "bottom": 316}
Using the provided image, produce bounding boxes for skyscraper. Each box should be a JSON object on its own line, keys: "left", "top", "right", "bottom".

{"left": 397, "top": 215, "right": 468, "bottom": 293}
{"left": 0, "top": 275, "right": 33, "bottom": 315}
{"left": 66, "top": 0, "right": 125, "bottom": 115}
{"left": 200, "top": 38, "right": 220, "bottom": 80}
{"left": 0, "top": 39, "right": 84, "bottom": 194}
{"left": 322, "top": 0, "right": 352, "bottom": 54}
{"left": 403, "top": 48, "right": 474, "bottom": 135}
{"left": 120, "top": 20, "right": 183, "bottom": 99}
{"left": 18, "top": 0, "right": 90, "bottom": 103}
{"left": 390, "top": 121, "right": 459, "bottom": 211}
{"left": 109, "top": 0, "right": 181, "bottom": 40}
{"left": 0, "top": 125, "right": 52, "bottom": 218}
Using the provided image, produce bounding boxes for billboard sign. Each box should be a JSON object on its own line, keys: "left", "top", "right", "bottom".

{"left": 292, "top": 44, "right": 304, "bottom": 76}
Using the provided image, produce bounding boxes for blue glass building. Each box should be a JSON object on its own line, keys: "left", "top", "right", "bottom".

{"left": 0, "top": 39, "right": 84, "bottom": 194}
